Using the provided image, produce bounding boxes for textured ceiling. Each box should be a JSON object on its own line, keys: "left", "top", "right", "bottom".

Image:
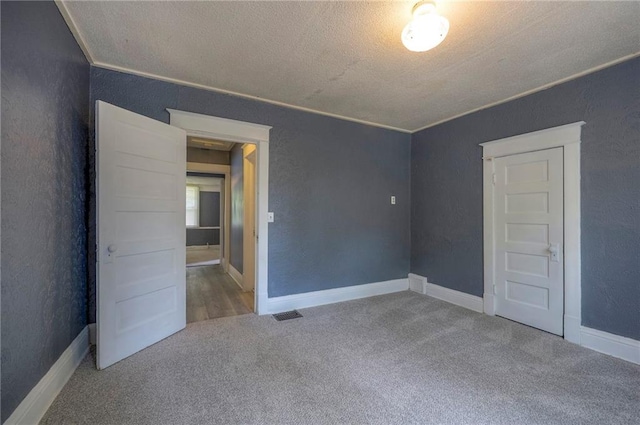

{"left": 60, "top": 1, "right": 640, "bottom": 132}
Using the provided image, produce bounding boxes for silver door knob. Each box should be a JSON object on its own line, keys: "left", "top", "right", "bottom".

{"left": 547, "top": 243, "right": 559, "bottom": 262}
{"left": 108, "top": 244, "right": 118, "bottom": 253}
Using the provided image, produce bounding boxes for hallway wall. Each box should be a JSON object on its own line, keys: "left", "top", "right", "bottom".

{"left": 229, "top": 144, "right": 245, "bottom": 273}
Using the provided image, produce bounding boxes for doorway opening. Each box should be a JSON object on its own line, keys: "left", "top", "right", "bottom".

{"left": 169, "top": 108, "right": 271, "bottom": 316}
{"left": 184, "top": 136, "right": 257, "bottom": 322}
{"left": 96, "top": 102, "right": 271, "bottom": 369}
{"left": 186, "top": 172, "right": 224, "bottom": 267}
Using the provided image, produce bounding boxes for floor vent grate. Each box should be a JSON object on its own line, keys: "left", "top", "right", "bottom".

{"left": 273, "top": 310, "right": 303, "bottom": 321}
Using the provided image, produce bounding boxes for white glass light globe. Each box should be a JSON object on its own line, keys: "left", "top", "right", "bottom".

{"left": 401, "top": 14, "right": 450, "bottom": 52}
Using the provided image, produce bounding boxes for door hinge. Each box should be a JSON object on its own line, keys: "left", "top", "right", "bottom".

{"left": 493, "top": 285, "right": 497, "bottom": 295}
{"left": 492, "top": 173, "right": 496, "bottom": 185}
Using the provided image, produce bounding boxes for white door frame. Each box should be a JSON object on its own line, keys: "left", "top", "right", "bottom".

{"left": 480, "top": 121, "right": 584, "bottom": 343}
{"left": 243, "top": 146, "right": 257, "bottom": 292}
{"left": 168, "top": 109, "right": 271, "bottom": 315}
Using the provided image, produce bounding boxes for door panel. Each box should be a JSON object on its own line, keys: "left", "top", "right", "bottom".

{"left": 97, "top": 101, "right": 186, "bottom": 369}
{"left": 494, "top": 147, "right": 564, "bottom": 335}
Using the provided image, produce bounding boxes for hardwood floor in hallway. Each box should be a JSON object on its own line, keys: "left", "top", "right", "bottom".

{"left": 186, "top": 245, "right": 220, "bottom": 267}
{"left": 186, "top": 265, "right": 254, "bottom": 323}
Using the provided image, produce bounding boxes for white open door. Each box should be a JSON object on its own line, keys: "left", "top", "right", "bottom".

{"left": 97, "top": 101, "right": 187, "bottom": 369}
{"left": 493, "top": 147, "right": 564, "bottom": 335}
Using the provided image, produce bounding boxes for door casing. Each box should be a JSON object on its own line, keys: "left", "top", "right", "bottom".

{"left": 243, "top": 146, "right": 257, "bottom": 292}
{"left": 481, "top": 122, "right": 584, "bottom": 343}
{"left": 168, "top": 109, "right": 271, "bottom": 315}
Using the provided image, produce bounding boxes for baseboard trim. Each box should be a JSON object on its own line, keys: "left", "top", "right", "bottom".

{"left": 186, "top": 244, "right": 221, "bottom": 251}
{"left": 411, "top": 276, "right": 638, "bottom": 364}
{"left": 266, "top": 278, "right": 409, "bottom": 314}
{"left": 408, "top": 273, "right": 484, "bottom": 313}
{"left": 228, "top": 264, "right": 245, "bottom": 290}
{"left": 5, "top": 326, "right": 89, "bottom": 425}
{"left": 580, "top": 326, "right": 640, "bottom": 365}
{"left": 408, "top": 274, "right": 425, "bottom": 294}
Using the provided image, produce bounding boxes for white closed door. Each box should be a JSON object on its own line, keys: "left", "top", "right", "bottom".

{"left": 97, "top": 101, "right": 186, "bottom": 369}
{"left": 494, "top": 147, "right": 564, "bottom": 335}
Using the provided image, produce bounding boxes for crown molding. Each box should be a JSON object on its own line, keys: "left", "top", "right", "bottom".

{"left": 55, "top": 0, "right": 94, "bottom": 63}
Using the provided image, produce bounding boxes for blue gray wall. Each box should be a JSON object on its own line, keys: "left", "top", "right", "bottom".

{"left": 199, "top": 191, "right": 221, "bottom": 228}
{"left": 186, "top": 229, "right": 220, "bottom": 246}
{"left": 88, "top": 66, "right": 411, "bottom": 319}
{"left": 187, "top": 147, "right": 230, "bottom": 165}
{"left": 1, "top": 1, "right": 90, "bottom": 421}
{"left": 411, "top": 58, "right": 640, "bottom": 340}
{"left": 230, "top": 144, "right": 245, "bottom": 273}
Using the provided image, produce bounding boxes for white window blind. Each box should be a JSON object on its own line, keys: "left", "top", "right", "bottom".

{"left": 186, "top": 185, "right": 199, "bottom": 227}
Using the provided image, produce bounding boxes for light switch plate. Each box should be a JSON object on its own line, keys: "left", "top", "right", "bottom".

{"left": 391, "top": 196, "right": 396, "bottom": 205}
{"left": 267, "top": 212, "right": 274, "bottom": 223}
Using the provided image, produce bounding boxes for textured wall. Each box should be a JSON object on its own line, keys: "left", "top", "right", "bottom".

{"left": 199, "top": 191, "right": 221, "bottom": 227}
{"left": 1, "top": 1, "right": 90, "bottom": 421}
{"left": 186, "top": 147, "right": 230, "bottom": 165}
{"left": 186, "top": 229, "right": 220, "bottom": 246}
{"left": 230, "top": 144, "right": 244, "bottom": 273}
{"left": 88, "top": 66, "right": 411, "bottom": 319}
{"left": 411, "top": 58, "right": 640, "bottom": 340}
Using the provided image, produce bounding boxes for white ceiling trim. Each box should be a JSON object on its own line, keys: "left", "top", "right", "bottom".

{"left": 411, "top": 52, "right": 640, "bottom": 134}
{"left": 98, "top": 54, "right": 640, "bottom": 135}
{"left": 55, "top": 0, "right": 94, "bottom": 63}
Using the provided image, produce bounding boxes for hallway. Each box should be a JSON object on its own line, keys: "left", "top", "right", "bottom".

{"left": 186, "top": 265, "right": 254, "bottom": 323}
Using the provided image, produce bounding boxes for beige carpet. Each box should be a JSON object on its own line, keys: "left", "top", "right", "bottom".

{"left": 41, "top": 291, "right": 640, "bottom": 424}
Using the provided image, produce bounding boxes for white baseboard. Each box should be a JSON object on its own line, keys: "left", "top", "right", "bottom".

{"left": 5, "top": 326, "right": 89, "bottom": 425}
{"left": 411, "top": 275, "right": 638, "bottom": 364}
{"left": 186, "top": 244, "right": 220, "bottom": 251}
{"left": 408, "top": 274, "right": 425, "bottom": 294}
{"left": 408, "top": 273, "right": 484, "bottom": 313}
{"left": 266, "top": 278, "right": 409, "bottom": 314}
{"left": 580, "top": 326, "right": 640, "bottom": 365}
{"left": 228, "top": 264, "right": 245, "bottom": 290}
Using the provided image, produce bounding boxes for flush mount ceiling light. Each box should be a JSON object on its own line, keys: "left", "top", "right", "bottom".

{"left": 402, "top": 1, "right": 450, "bottom": 52}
